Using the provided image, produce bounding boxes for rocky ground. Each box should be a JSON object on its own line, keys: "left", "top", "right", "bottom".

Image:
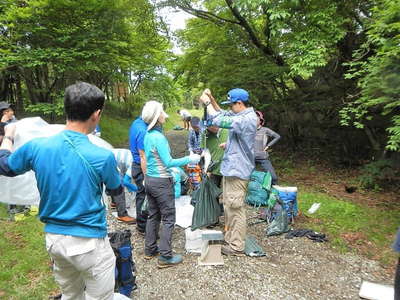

{"left": 107, "top": 130, "right": 393, "bottom": 300}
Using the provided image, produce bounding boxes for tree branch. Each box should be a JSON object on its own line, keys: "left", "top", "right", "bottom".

{"left": 224, "top": 0, "right": 285, "bottom": 66}
{"left": 173, "top": 1, "right": 240, "bottom": 26}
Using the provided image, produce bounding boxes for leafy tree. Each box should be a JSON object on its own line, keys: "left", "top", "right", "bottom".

{"left": 0, "top": 0, "right": 169, "bottom": 112}
{"left": 341, "top": 0, "right": 400, "bottom": 152}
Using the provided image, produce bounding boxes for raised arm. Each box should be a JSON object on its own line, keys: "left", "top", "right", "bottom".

{"left": 265, "top": 127, "right": 281, "bottom": 149}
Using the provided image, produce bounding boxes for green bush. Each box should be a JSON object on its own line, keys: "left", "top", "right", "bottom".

{"left": 358, "top": 159, "right": 400, "bottom": 190}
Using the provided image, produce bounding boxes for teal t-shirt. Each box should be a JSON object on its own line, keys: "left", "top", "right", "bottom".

{"left": 8, "top": 130, "right": 120, "bottom": 238}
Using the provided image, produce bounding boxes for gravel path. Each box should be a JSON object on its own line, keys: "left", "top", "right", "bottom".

{"left": 107, "top": 130, "right": 393, "bottom": 299}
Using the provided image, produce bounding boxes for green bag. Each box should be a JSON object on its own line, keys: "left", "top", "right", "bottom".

{"left": 266, "top": 205, "right": 290, "bottom": 236}
{"left": 191, "top": 177, "right": 222, "bottom": 230}
{"left": 244, "top": 235, "right": 266, "bottom": 257}
{"left": 245, "top": 171, "right": 272, "bottom": 207}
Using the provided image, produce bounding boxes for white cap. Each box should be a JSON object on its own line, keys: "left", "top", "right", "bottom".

{"left": 141, "top": 101, "right": 168, "bottom": 131}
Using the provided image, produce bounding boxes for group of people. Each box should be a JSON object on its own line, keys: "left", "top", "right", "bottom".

{"left": 0, "top": 82, "right": 398, "bottom": 300}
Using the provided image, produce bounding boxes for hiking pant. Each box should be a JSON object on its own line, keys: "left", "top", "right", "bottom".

{"left": 131, "top": 162, "right": 148, "bottom": 232}
{"left": 255, "top": 158, "right": 278, "bottom": 185}
{"left": 222, "top": 176, "right": 249, "bottom": 252}
{"left": 144, "top": 176, "right": 175, "bottom": 258}
{"left": 111, "top": 189, "right": 128, "bottom": 217}
{"left": 395, "top": 257, "right": 400, "bottom": 300}
{"left": 45, "top": 233, "right": 115, "bottom": 300}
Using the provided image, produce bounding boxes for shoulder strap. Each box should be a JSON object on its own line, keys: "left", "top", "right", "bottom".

{"left": 63, "top": 133, "right": 105, "bottom": 206}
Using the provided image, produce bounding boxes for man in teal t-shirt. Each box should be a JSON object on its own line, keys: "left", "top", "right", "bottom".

{"left": 0, "top": 82, "right": 122, "bottom": 300}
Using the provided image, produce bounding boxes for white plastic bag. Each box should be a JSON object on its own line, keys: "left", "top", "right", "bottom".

{"left": 0, "top": 117, "right": 113, "bottom": 205}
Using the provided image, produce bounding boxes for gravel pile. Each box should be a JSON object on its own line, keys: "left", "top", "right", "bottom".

{"left": 107, "top": 201, "right": 392, "bottom": 300}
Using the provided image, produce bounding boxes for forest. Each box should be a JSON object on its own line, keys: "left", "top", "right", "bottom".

{"left": 1, "top": 0, "right": 399, "bottom": 189}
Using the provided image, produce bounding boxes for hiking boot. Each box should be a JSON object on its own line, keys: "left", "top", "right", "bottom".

{"left": 221, "top": 245, "right": 245, "bottom": 257}
{"left": 157, "top": 254, "right": 183, "bottom": 268}
{"left": 144, "top": 249, "right": 159, "bottom": 260}
{"left": 117, "top": 216, "right": 136, "bottom": 224}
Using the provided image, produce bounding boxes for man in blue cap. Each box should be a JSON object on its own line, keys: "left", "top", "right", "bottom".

{"left": 200, "top": 88, "right": 257, "bottom": 256}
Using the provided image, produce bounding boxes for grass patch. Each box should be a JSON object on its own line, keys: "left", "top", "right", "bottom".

{"left": 100, "top": 101, "right": 138, "bottom": 147}
{"left": 297, "top": 188, "right": 399, "bottom": 266}
{"left": 0, "top": 204, "right": 58, "bottom": 299}
{"left": 100, "top": 114, "right": 133, "bottom": 148}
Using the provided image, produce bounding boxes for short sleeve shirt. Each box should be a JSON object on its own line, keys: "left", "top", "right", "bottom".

{"left": 8, "top": 130, "right": 120, "bottom": 238}
{"left": 129, "top": 117, "right": 148, "bottom": 164}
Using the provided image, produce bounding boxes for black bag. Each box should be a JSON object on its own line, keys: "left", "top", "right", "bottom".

{"left": 108, "top": 230, "right": 137, "bottom": 297}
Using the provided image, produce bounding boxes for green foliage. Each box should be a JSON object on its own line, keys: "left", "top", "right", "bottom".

{"left": 100, "top": 102, "right": 136, "bottom": 147}
{"left": 0, "top": 0, "right": 170, "bottom": 104}
{"left": 0, "top": 204, "right": 58, "bottom": 299}
{"left": 25, "top": 97, "right": 64, "bottom": 117}
{"left": 341, "top": 0, "right": 400, "bottom": 151}
{"left": 299, "top": 189, "right": 399, "bottom": 263}
{"left": 358, "top": 159, "right": 400, "bottom": 190}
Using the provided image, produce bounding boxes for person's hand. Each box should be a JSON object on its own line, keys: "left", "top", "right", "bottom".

{"left": 203, "top": 88, "right": 211, "bottom": 97}
{"left": 264, "top": 146, "right": 270, "bottom": 152}
{"left": 1, "top": 114, "right": 9, "bottom": 123}
{"left": 200, "top": 93, "right": 211, "bottom": 106}
{"left": 189, "top": 150, "right": 194, "bottom": 156}
{"left": 219, "top": 143, "right": 226, "bottom": 149}
{"left": 4, "top": 123, "right": 16, "bottom": 138}
{"left": 188, "top": 153, "right": 201, "bottom": 164}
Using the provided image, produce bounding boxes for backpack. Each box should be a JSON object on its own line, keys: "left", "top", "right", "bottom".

{"left": 108, "top": 230, "right": 137, "bottom": 297}
{"left": 274, "top": 186, "right": 298, "bottom": 222}
{"left": 245, "top": 171, "right": 273, "bottom": 207}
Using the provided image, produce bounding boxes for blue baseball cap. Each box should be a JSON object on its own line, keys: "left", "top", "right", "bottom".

{"left": 221, "top": 88, "right": 249, "bottom": 105}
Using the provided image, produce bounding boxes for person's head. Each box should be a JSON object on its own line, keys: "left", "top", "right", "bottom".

{"left": 0, "top": 102, "right": 14, "bottom": 121}
{"left": 221, "top": 88, "right": 250, "bottom": 113}
{"left": 64, "top": 82, "right": 104, "bottom": 133}
{"left": 190, "top": 117, "right": 201, "bottom": 132}
{"left": 207, "top": 125, "right": 219, "bottom": 134}
{"left": 256, "top": 111, "right": 265, "bottom": 127}
{"left": 177, "top": 109, "right": 181, "bottom": 114}
{"left": 142, "top": 100, "right": 168, "bottom": 131}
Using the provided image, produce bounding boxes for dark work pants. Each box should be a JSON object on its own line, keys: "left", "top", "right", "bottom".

{"left": 144, "top": 176, "right": 175, "bottom": 258}
{"left": 131, "top": 162, "right": 148, "bottom": 232}
{"left": 395, "top": 257, "right": 400, "bottom": 300}
{"left": 255, "top": 158, "right": 278, "bottom": 185}
{"left": 111, "top": 191, "right": 127, "bottom": 217}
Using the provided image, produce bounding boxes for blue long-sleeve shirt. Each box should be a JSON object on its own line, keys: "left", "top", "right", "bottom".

{"left": 212, "top": 107, "right": 258, "bottom": 180}
{"left": 144, "top": 127, "right": 190, "bottom": 178}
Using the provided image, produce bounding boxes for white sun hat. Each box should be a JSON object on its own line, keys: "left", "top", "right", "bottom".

{"left": 141, "top": 100, "right": 168, "bottom": 131}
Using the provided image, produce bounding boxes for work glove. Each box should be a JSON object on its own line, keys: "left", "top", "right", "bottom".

{"left": 188, "top": 153, "right": 201, "bottom": 164}
{"left": 123, "top": 174, "right": 138, "bottom": 192}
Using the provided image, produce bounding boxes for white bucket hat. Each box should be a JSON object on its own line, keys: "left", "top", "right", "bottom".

{"left": 141, "top": 101, "right": 168, "bottom": 131}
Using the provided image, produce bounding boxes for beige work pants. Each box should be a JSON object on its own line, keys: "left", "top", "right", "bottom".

{"left": 222, "top": 176, "right": 249, "bottom": 252}
{"left": 45, "top": 233, "right": 116, "bottom": 300}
